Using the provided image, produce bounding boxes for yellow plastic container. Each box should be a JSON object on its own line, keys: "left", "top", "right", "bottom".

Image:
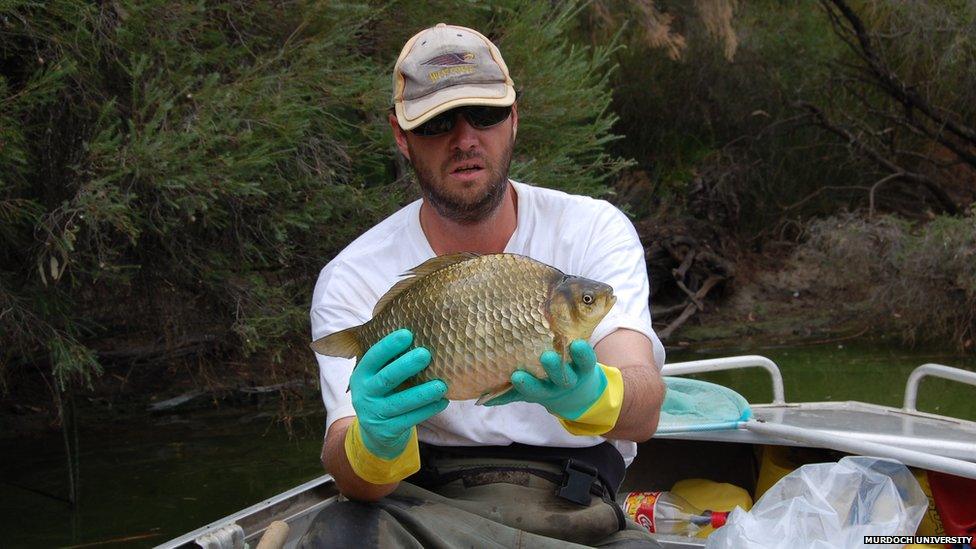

{"left": 754, "top": 445, "right": 844, "bottom": 500}
{"left": 754, "top": 445, "right": 796, "bottom": 500}
{"left": 671, "top": 478, "right": 753, "bottom": 539}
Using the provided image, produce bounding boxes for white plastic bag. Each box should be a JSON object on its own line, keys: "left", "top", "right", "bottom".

{"left": 705, "top": 456, "right": 927, "bottom": 549}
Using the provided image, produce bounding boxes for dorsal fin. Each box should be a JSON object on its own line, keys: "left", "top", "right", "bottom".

{"left": 372, "top": 252, "right": 481, "bottom": 316}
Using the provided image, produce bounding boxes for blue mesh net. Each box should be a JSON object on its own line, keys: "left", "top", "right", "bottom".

{"left": 656, "top": 377, "right": 752, "bottom": 433}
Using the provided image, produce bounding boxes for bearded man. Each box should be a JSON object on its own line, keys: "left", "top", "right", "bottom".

{"left": 306, "top": 23, "right": 665, "bottom": 548}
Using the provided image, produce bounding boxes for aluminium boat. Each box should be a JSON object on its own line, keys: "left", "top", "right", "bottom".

{"left": 156, "top": 356, "right": 976, "bottom": 548}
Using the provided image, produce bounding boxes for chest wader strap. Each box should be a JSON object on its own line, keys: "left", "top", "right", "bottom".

{"left": 410, "top": 446, "right": 622, "bottom": 508}
{"left": 558, "top": 459, "right": 600, "bottom": 505}
{"left": 414, "top": 441, "right": 626, "bottom": 498}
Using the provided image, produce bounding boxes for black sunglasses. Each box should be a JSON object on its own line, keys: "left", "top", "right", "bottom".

{"left": 411, "top": 105, "right": 512, "bottom": 137}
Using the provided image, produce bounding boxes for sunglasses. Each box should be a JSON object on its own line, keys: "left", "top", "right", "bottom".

{"left": 411, "top": 105, "right": 512, "bottom": 137}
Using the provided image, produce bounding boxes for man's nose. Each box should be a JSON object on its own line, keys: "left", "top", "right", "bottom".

{"left": 449, "top": 114, "right": 480, "bottom": 150}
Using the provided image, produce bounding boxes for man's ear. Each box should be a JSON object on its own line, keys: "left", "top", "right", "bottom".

{"left": 389, "top": 112, "right": 410, "bottom": 161}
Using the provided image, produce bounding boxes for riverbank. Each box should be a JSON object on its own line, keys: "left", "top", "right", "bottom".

{"left": 655, "top": 246, "right": 872, "bottom": 353}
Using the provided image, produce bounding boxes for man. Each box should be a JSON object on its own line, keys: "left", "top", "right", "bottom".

{"left": 306, "top": 23, "right": 666, "bottom": 547}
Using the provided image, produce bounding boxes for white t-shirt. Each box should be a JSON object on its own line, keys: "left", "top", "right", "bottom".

{"left": 310, "top": 181, "right": 665, "bottom": 466}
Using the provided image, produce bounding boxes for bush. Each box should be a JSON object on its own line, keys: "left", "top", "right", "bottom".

{"left": 0, "top": 0, "right": 629, "bottom": 391}
{"left": 583, "top": 1, "right": 975, "bottom": 243}
{"left": 803, "top": 212, "right": 976, "bottom": 350}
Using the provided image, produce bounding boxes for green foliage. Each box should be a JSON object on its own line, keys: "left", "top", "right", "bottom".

{"left": 584, "top": 0, "right": 975, "bottom": 239}
{"left": 0, "top": 0, "right": 628, "bottom": 389}
{"left": 500, "top": 2, "right": 632, "bottom": 195}
{"left": 861, "top": 1, "right": 976, "bottom": 112}
{"left": 804, "top": 212, "right": 976, "bottom": 350}
{"left": 597, "top": 1, "right": 867, "bottom": 232}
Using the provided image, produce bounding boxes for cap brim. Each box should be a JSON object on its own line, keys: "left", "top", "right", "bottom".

{"left": 396, "top": 83, "right": 516, "bottom": 130}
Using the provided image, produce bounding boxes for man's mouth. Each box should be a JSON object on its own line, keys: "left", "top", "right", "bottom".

{"left": 450, "top": 161, "right": 485, "bottom": 174}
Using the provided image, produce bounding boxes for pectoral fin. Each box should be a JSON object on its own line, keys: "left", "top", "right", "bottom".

{"left": 477, "top": 384, "right": 518, "bottom": 406}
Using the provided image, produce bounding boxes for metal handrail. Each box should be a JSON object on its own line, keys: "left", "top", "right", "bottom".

{"left": 661, "top": 354, "right": 786, "bottom": 404}
{"left": 904, "top": 363, "right": 976, "bottom": 413}
{"left": 155, "top": 474, "right": 336, "bottom": 549}
{"left": 744, "top": 420, "right": 976, "bottom": 479}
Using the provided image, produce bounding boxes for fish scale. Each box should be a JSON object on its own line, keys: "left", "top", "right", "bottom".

{"left": 311, "top": 253, "right": 617, "bottom": 402}
{"left": 399, "top": 257, "right": 553, "bottom": 398}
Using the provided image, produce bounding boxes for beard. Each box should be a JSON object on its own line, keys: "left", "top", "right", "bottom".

{"left": 407, "top": 135, "right": 514, "bottom": 224}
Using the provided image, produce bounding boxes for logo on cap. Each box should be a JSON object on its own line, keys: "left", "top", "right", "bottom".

{"left": 422, "top": 52, "right": 477, "bottom": 83}
{"left": 421, "top": 52, "right": 476, "bottom": 66}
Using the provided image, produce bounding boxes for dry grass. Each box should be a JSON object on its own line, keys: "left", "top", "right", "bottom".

{"left": 801, "top": 212, "right": 976, "bottom": 350}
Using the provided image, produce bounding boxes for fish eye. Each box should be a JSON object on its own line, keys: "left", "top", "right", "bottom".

{"left": 582, "top": 293, "right": 593, "bottom": 305}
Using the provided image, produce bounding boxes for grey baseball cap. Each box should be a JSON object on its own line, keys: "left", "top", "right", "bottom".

{"left": 393, "top": 23, "right": 517, "bottom": 130}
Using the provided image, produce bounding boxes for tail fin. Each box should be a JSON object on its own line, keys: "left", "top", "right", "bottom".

{"left": 310, "top": 325, "right": 363, "bottom": 359}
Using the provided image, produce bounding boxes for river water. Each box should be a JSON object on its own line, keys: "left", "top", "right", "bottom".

{"left": 3, "top": 339, "right": 974, "bottom": 548}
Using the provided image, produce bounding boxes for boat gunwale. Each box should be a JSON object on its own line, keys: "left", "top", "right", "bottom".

{"left": 155, "top": 356, "right": 976, "bottom": 548}
{"left": 154, "top": 475, "right": 338, "bottom": 549}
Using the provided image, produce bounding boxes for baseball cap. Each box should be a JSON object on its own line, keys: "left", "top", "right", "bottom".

{"left": 392, "top": 23, "right": 517, "bottom": 130}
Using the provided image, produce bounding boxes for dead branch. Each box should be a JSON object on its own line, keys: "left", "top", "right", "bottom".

{"left": 673, "top": 249, "right": 696, "bottom": 280}
{"left": 779, "top": 184, "right": 869, "bottom": 212}
{"left": 676, "top": 278, "right": 704, "bottom": 310}
{"left": 654, "top": 302, "right": 693, "bottom": 318}
{"left": 868, "top": 172, "right": 904, "bottom": 217}
{"left": 796, "top": 101, "right": 960, "bottom": 214}
{"left": 96, "top": 334, "right": 219, "bottom": 366}
{"left": 822, "top": 0, "right": 976, "bottom": 163}
{"left": 658, "top": 274, "right": 724, "bottom": 340}
{"left": 696, "top": 251, "right": 736, "bottom": 278}
{"left": 754, "top": 113, "right": 815, "bottom": 140}
{"left": 658, "top": 303, "right": 697, "bottom": 340}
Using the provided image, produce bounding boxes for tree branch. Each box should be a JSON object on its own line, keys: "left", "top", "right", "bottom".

{"left": 796, "top": 101, "right": 960, "bottom": 214}
{"left": 823, "top": 0, "right": 976, "bottom": 150}
{"left": 658, "top": 275, "right": 724, "bottom": 340}
{"left": 868, "top": 172, "right": 904, "bottom": 217}
{"left": 779, "top": 184, "right": 869, "bottom": 213}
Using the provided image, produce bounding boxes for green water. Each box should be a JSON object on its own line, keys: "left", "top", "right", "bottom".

{"left": 667, "top": 339, "right": 976, "bottom": 420}
{"left": 1, "top": 409, "right": 325, "bottom": 548}
{"left": 2, "top": 339, "right": 974, "bottom": 548}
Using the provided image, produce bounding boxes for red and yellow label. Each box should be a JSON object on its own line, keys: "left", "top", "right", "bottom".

{"left": 621, "top": 491, "right": 664, "bottom": 533}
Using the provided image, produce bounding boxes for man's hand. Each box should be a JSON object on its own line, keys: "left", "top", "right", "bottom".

{"left": 485, "top": 339, "right": 624, "bottom": 435}
{"left": 345, "top": 328, "right": 448, "bottom": 485}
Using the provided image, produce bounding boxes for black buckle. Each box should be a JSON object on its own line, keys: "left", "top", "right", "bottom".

{"left": 556, "top": 459, "right": 598, "bottom": 505}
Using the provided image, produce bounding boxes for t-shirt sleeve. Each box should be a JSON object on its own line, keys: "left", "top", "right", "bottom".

{"left": 581, "top": 204, "right": 666, "bottom": 371}
{"left": 310, "top": 262, "right": 371, "bottom": 439}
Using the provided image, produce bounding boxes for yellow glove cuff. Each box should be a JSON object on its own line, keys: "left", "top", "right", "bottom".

{"left": 343, "top": 418, "right": 420, "bottom": 485}
{"left": 558, "top": 364, "right": 624, "bottom": 436}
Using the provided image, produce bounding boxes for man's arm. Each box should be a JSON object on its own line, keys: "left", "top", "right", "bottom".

{"left": 483, "top": 328, "right": 663, "bottom": 441}
{"left": 321, "top": 417, "right": 399, "bottom": 501}
{"left": 594, "top": 328, "right": 664, "bottom": 442}
{"left": 318, "top": 330, "right": 448, "bottom": 502}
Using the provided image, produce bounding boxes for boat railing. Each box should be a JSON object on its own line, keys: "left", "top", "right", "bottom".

{"left": 155, "top": 474, "right": 337, "bottom": 549}
{"left": 661, "top": 355, "right": 786, "bottom": 404}
{"left": 904, "top": 363, "right": 976, "bottom": 413}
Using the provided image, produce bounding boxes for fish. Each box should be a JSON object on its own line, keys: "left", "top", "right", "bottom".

{"left": 310, "top": 253, "right": 617, "bottom": 403}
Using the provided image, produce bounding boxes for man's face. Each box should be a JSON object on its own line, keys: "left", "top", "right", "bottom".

{"left": 392, "top": 105, "right": 518, "bottom": 224}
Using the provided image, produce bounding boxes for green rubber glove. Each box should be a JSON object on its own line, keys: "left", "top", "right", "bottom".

{"left": 350, "top": 328, "right": 448, "bottom": 460}
{"left": 484, "top": 339, "right": 606, "bottom": 420}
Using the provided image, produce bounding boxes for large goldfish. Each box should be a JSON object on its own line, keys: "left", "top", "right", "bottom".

{"left": 311, "top": 253, "right": 616, "bottom": 402}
